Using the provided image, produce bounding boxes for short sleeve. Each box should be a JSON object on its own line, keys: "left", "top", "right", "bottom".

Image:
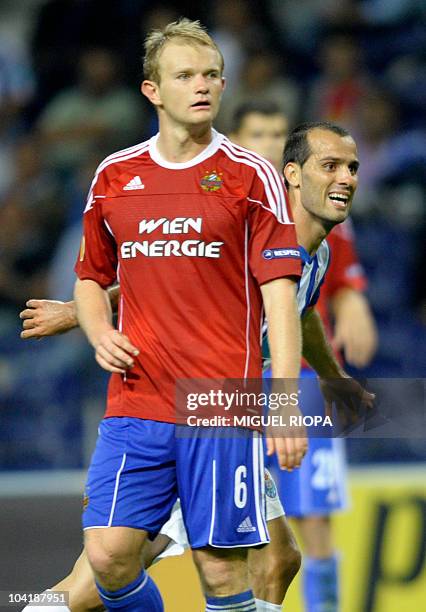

{"left": 247, "top": 168, "right": 301, "bottom": 285}
{"left": 74, "top": 169, "right": 117, "bottom": 288}
{"left": 310, "top": 244, "right": 331, "bottom": 308}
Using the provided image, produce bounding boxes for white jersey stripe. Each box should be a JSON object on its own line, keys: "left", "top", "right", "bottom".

{"left": 84, "top": 142, "right": 150, "bottom": 213}
{"left": 103, "top": 219, "right": 115, "bottom": 237}
{"left": 118, "top": 295, "right": 124, "bottom": 333}
{"left": 223, "top": 137, "right": 283, "bottom": 200}
{"left": 100, "top": 139, "right": 151, "bottom": 163}
{"left": 227, "top": 138, "right": 284, "bottom": 196}
{"left": 222, "top": 138, "right": 291, "bottom": 224}
{"left": 225, "top": 138, "right": 288, "bottom": 222}
{"left": 220, "top": 142, "right": 279, "bottom": 220}
{"left": 85, "top": 142, "right": 149, "bottom": 211}
{"left": 243, "top": 221, "right": 251, "bottom": 379}
{"left": 221, "top": 140, "right": 281, "bottom": 220}
{"left": 90, "top": 140, "right": 150, "bottom": 179}
{"left": 246, "top": 196, "right": 284, "bottom": 218}
{"left": 236, "top": 146, "right": 289, "bottom": 225}
{"left": 117, "top": 267, "right": 127, "bottom": 383}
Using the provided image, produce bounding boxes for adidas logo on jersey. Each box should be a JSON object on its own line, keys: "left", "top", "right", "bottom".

{"left": 237, "top": 517, "right": 256, "bottom": 533}
{"left": 123, "top": 176, "right": 145, "bottom": 190}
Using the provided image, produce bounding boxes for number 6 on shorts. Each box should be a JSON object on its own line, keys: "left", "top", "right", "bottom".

{"left": 234, "top": 465, "right": 248, "bottom": 508}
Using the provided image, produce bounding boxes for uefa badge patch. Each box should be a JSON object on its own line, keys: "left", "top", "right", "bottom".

{"left": 265, "top": 469, "right": 277, "bottom": 499}
{"left": 263, "top": 248, "right": 301, "bottom": 260}
{"left": 200, "top": 170, "right": 223, "bottom": 192}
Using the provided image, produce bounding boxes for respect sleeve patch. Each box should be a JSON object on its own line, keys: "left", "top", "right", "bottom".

{"left": 262, "top": 248, "right": 301, "bottom": 260}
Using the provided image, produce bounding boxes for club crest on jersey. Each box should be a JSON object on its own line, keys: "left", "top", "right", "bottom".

{"left": 200, "top": 170, "right": 223, "bottom": 192}
{"left": 83, "top": 494, "right": 89, "bottom": 510}
{"left": 263, "top": 248, "right": 301, "bottom": 260}
{"left": 265, "top": 470, "right": 277, "bottom": 499}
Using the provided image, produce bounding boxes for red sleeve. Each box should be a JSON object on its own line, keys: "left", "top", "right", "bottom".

{"left": 321, "top": 221, "right": 367, "bottom": 298}
{"left": 74, "top": 168, "right": 118, "bottom": 288}
{"left": 248, "top": 172, "right": 301, "bottom": 285}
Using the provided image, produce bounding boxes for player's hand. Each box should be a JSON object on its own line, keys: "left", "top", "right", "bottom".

{"left": 264, "top": 386, "right": 308, "bottom": 470}
{"left": 266, "top": 434, "right": 308, "bottom": 471}
{"left": 20, "top": 299, "right": 78, "bottom": 339}
{"left": 319, "top": 377, "right": 375, "bottom": 432}
{"left": 266, "top": 400, "right": 308, "bottom": 471}
{"left": 94, "top": 329, "right": 139, "bottom": 374}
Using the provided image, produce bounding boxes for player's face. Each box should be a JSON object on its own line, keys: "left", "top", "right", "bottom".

{"left": 291, "top": 129, "right": 359, "bottom": 226}
{"left": 233, "top": 113, "right": 288, "bottom": 171}
{"left": 148, "top": 42, "right": 225, "bottom": 127}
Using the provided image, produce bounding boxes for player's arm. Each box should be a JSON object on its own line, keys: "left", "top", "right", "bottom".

{"left": 302, "top": 307, "right": 345, "bottom": 379}
{"left": 325, "top": 225, "right": 378, "bottom": 368}
{"left": 261, "top": 277, "right": 307, "bottom": 471}
{"left": 302, "top": 306, "right": 375, "bottom": 422}
{"left": 72, "top": 161, "right": 137, "bottom": 372}
{"left": 74, "top": 279, "right": 138, "bottom": 374}
{"left": 20, "top": 285, "right": 120, "bottom": 339}
{"left": 246, "top": 161, "right": 307, "bottom": 469}
{"left": 261, "top": 278, "right": 301, "bottom": 380}
{"left": 331, "top": 287, "right": 378, "bottom": 368}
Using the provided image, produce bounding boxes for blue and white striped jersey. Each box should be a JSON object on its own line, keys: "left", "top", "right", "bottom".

{"left": 262, "top": 240, "right": 330, "bottom": 357}
{"left": 296, "top": 240, "right": 330, "bottom": 317}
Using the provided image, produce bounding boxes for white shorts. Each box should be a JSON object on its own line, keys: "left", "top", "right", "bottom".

{"left": 154, "top": 468, "right": 284, "bottom": 562}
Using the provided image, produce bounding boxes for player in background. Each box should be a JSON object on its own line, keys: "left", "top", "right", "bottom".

{"left": 281, "top": 228, "right": 376, "bottom": 612}
{"left": 70, "top": 18, "right": 307, "bottom": 612}
{"left": 231, "top": 101, "right": 377, "bottom": 612}
{"left": 275, "top": 119, "right": 376, "bottom": 612}
{"left": 20, "top": 120, "right": 375, "bottom": 612}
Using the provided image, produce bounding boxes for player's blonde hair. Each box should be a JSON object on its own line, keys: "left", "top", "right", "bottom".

{"left": 143, "top": 18, "right": 224, "bottom": 83}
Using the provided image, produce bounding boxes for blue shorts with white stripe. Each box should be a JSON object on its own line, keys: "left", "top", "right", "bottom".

{"left": 83, "top": 417, "right": 269, "bottom": 548}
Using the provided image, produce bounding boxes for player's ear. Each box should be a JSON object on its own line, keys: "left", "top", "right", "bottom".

{"left": 141, "top": 80, "right": 161, "bottom": 107}
{"left": 283, "top": 162, "right": 300, "bottom": 188}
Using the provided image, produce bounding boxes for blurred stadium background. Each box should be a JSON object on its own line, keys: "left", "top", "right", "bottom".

{"left": 0, "top": 1, "right": 425, "bottom": 611}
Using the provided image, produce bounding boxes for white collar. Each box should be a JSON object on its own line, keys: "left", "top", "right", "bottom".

{"left": 148, "top": 129, "right": 223, "bottom": 169}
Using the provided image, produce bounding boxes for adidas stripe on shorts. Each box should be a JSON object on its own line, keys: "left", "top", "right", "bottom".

{"left": 155, "top": 469, "right": 284, "bottom": 561}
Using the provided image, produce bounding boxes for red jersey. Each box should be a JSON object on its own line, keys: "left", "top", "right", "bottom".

{"left": 300, "top": 220, "right": 367, "bottom": 370}
{"left": 310, "top": 220, "right": 367, "bottom": 368}
{"left": 75, "top": 130, "right": 301, "bottom": 422}
{"left": 317, "top": 219, "right": 367, "bottom": 330}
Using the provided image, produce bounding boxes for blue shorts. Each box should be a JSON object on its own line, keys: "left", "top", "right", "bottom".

{"left": 83, "top": 418, "right": 269, "bottom": 549}
{"left": 264, "top": 369, "right": 349, "bottom": 517}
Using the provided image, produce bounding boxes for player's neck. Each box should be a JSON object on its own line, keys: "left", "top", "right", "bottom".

{"left": 156, "top": 118, "right": 214, "bottom": 163}
{"left": 290, "top": 194, "right": 330, "bottom": 256}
